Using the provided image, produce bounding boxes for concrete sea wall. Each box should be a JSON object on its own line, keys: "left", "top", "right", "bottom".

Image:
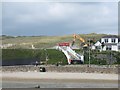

{"left": 1, "top": 65, "right": 118, "bottom": 74}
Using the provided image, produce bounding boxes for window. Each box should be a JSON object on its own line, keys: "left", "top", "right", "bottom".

{"left": 96, "top": 46, "right": 101, "bottom": 49}
{"left": 111, "top": 38, "right": 116, "bottom": 43}
{"left": 106, "top": 46, "right": 111, "bottom": 50}
{"left": 118, "top": 45, "right": 120, "bottom": 50}
{"left": 104, "top": 39, "right": 108, "bottom": 43}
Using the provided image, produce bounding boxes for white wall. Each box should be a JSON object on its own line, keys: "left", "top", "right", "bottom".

{"left": 115, "top": 38, "right": 118, "bottom": 43}
{"left": 117, "top": 43, "right": 120, "bottom": 51}
{"left": 112, "top": 45, "right": 118, "bottom": 51}
{"left": 101, "top": 38, "right": 104, "bottom": 43}
{"left": 91, "top": 46, "right": 95, "bottom": 50}
{"left": 102, "top": 46, "right": 106, "bottom": 51}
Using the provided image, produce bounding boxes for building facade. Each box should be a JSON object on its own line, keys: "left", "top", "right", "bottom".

{"left": 92, "top": 35, "right": 120, "bottom": 52}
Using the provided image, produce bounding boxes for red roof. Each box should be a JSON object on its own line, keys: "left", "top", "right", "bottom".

{"left": 58, "top": 42, "right": 70, "bottom": 46}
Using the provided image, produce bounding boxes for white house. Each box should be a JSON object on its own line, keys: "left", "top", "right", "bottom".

{"left": 91, "top": 41, "right": 101, "bottom": 50}
{"left": 92, "top": 35, "right": 120, "bottom": 52}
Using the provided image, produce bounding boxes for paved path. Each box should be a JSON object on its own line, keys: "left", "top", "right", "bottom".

{"left": 2, "top": 72, "right": 118, "bottom": 80}
{"left": 1, "top": 72, "right": 118, "bottom": 88}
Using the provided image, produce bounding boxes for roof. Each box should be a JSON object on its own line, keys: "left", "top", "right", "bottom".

{"left": 102, "top": 35, "right": 118, "bottom": 38}
{"left": 104, "top": 43, "right": 117, "bottom": 46}
{"left": 94, "top": 41, "right": 101, "bottom": 46}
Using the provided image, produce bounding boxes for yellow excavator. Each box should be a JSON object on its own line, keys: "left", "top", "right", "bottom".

{"left": 71, "top": 34, "right": 88, "bottom": 48}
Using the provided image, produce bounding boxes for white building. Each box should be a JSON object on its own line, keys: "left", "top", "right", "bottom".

{"left": 92, "top": 35, "right": 120, "bottom": 52}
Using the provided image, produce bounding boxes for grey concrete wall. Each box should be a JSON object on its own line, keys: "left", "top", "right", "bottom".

{"left": 1, "top": 65, "right": 118, "bottom": 74}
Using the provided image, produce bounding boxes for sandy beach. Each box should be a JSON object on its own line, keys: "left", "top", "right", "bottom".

{"left": 1, "top": 72, "right": 118, "bottom": 88}
{"left": 2, "top": 72, "right": 118, "bottom": 81}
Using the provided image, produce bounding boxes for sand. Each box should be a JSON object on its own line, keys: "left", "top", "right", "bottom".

{"left": 1, "top": 72, "right": 118, "bottom": 81}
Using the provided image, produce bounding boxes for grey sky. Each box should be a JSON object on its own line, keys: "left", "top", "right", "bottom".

{"left": 2, "top": 2, "right": 118, "bottom": 36}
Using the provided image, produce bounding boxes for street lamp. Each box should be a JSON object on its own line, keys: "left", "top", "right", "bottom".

{"left": 45, "top": 49, "right": 49, "bottom": 66}
{"left": 88, "top": 39, "right": 91, "bottom": 67}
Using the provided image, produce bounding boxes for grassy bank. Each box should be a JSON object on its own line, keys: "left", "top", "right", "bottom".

{"left": 2, "top": 49, "right": 120, "bottom": 65}
{"left": 2, "top": 49, "right": 67, "bottom": 65}
{"left": 2, "top": 33, "right": 107, "bottom": 49}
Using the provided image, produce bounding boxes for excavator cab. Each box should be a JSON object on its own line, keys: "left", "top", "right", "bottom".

{"left": 81, "top": 43, "right": 88, "bottom": 47}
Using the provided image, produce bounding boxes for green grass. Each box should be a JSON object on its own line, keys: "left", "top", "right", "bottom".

{"left": 2, "top": 33, "right": 107, "bottom": 49}
{"left": 2, "top": 49, "right": 68, "bottom": 64}
{"left": 2, "top": 49, "right": 120, "bottom": 65}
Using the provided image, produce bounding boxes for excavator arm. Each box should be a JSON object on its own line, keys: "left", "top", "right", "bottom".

{"left": 72, "top": 34, "right": 88, "bottom": 47}
{"left": 73, "top": 34, "right": 85, "bottom": 42}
